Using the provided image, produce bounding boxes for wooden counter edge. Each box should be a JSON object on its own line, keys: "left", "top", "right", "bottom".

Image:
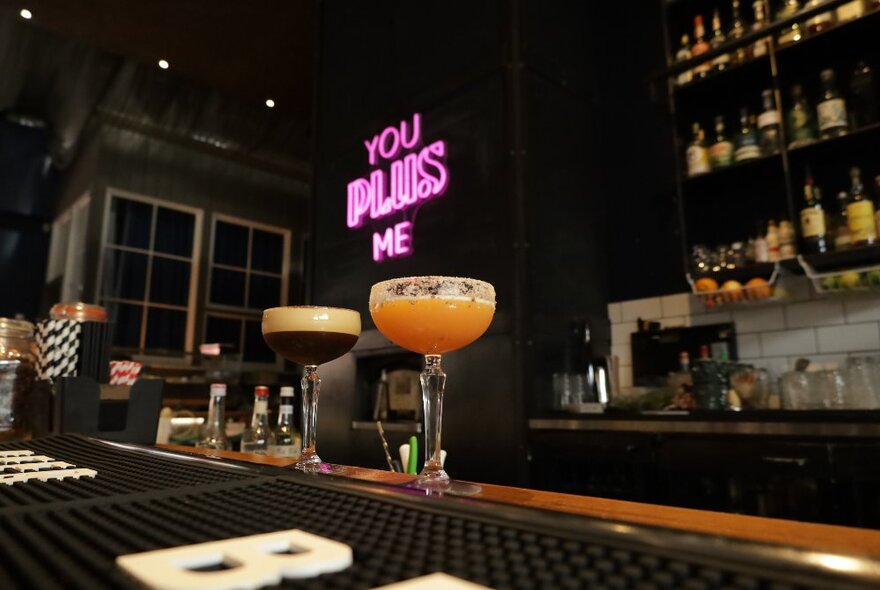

{"left": 159, "top": 444, "right": 880, "bottom": 558}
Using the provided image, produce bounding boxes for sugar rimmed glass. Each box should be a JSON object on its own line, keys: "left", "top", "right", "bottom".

{"left": 369, "top": 276, "right": 495, "bottom": 494}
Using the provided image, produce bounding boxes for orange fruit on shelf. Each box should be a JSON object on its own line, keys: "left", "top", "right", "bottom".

{"left": 720, "top": 280, "right": 743, "bottom": 302}
{"left": 745, "top": 277, "right": 771, "bottom": 300}
{"left": 694, "top": 277, "right": 719, "bottom": 293}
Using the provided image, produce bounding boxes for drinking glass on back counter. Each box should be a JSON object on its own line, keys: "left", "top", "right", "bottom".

{"left": 782, "top": 358, "right": 880, "bottom": 410}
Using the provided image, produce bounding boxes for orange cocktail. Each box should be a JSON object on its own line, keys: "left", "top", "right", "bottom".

{"left": 370, "top": 297, "right": 494, "bottom": 355}
{"left": 370, "top": 276, "right": 496, "bottom": 494}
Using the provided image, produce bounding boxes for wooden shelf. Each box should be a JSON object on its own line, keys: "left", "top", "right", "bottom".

{"left": 787, "top": 122, "right": 880, "bottom": 157}
{"left": 683, "top": 152, "right": 781, "bottom": 185}
{"left": 674, "top": 54, "right": 771, "bottom": 94}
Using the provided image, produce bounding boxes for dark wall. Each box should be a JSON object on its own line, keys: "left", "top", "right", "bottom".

{"left": 0, "top": 119, "right": 57, "bottom": 319}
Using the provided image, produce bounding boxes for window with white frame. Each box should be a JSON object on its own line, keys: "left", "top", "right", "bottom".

{"left": 205, "top": 215, "right": 290, "bottom": 363}
{"left": 99, "top": 190, "right": 202, "bottom": 352}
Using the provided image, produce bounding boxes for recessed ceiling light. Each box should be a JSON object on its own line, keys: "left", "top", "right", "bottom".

{"left": 265, "top": 99, "right": 276, "bottom": 108}
{"left": 158, "top": 59, "right": 170, "bottom": 70}
{"left": 19, "top": 8, "right": 32, "bottom": 19}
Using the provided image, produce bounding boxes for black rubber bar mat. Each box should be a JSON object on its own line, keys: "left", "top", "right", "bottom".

{"left": 0, "top": 435, "right": 877, "bottom": 590}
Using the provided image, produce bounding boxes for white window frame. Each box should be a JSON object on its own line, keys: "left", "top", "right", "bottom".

{"left": 96, "top": 188, "right": 204, "bottom": 353}
{"left": 205, "top": 213, "right": 291, "bottom": 366}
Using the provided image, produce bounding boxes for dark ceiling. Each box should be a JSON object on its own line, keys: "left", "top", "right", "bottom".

{"left": 0, "top": 0, "right": 316, "bottom": 118}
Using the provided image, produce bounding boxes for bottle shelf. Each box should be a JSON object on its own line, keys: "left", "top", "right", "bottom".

{"left": 786, "top": 121, "right": 880, "bottom": 157}
{"left": 683, "top": 152, "right": 781, "bottom": 185}
{"left": 674, "top": 54, "right": 771, "bottom": 94}
{"left": 775, "top": 7, "right": 880, "bottom": 59}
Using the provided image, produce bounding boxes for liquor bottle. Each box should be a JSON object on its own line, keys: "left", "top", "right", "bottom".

{"left": 241, "top": 385, "right": 271, "bottom": 454}
{"left": 806, "top": 0, "right": 835, "bottom": 34}
{"left": 834, "top": 191, "right": 852, "bottom": 250}
{"left": 817, "top": 69, "right": 849, "bottom": 138}
{"left": 735, "top": 108, "right": 762, "bottom": 161}
{"left": 268, "top": 386, "right": 302, "bottom": 459}
{"left": 766, "top": 219, "right": 780, "bottom": 261}
{"left": 675, "top": 34, "right": 693, "bottom": 85}
{"left": 787, "top": 84, "right": 817, "bottom": 148}
{"left": 752, "top": 1, "right": 770, "bottom": 57}
{"left": 850, "top": 60, "right": 878, "bottom": 128}
{"left": 779, "top": 219, "right": 797, "bottom": 258}
{"left": 692, "top": 15, "right": 712, "bottom": 78}
{"left": 847, "top": 166, "right": 877, "bottom": 246}
{"left": 758, "top": 89, "right": 782, "bottom": 154}
{"left": 777, "top": 0, "right": 803, "bottom": 46}
{"left": 711, "top": 9, "right": 731, "bottom": 72}
{"left": 686, "top": 122, "right": 711, "bottom": 176}
{"left": 800, "top": 169, "right": 828, "bottom": 254}
{"left": 710, "top": 116, "right": 735, "bottom": 168}
{"left": 754, "top": 221, "right": 770, "bottom": 262}
{"left": 876, "top": 175, "right": 880, "bottom": 236}
{"left": 729, "top": 0, "right": 749, "bottom": 64}
{"left": 196, "top": 383, "right": 229, "bottom": 451}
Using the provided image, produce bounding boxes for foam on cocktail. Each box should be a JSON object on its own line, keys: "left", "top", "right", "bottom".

{"left": 263, "top": 306, "right": 361, "bottom": 336}
{"left": 369, "top": 276, "right": 496, "bottom": 310}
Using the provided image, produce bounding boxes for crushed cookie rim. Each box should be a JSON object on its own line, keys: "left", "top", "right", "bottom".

{"left": 369, "top": 276, "right": 496, "bottom": 309}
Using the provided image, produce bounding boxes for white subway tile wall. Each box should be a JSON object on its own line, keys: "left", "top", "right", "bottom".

{"left": 609, "top": 277, "right": 880, "bottom": 386}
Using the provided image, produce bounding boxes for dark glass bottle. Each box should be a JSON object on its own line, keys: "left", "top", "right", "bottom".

{"left": 787, "top": 84, "right": 817, "bottom": 148}
{"left": 817, "top": 69, "right": 849, "bottom": 138}
{"left": 735, "top": 108, "right": 761, "bottom": 161}
{"left": 758, "top": 89, "right": 782, "bottom": 154}
{"left": 711, "top": 9, "right": 731, "bottom": 72}
{"left": 800, "top": 167, "right": 828, "bottom": 254}
{"left": 729, "top": 0, "right": 749, "bottom": 64}
{"left": 849, "top": 60, "right": 878, "bottom": 128}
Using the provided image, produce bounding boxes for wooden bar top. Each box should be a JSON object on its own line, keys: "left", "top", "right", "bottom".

{"left": 160, "top": 444, "right": 880, "bottom": 559}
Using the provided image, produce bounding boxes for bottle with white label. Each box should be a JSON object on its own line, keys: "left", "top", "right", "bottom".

{"left": 758, "top": 89, "right": 782, "bottom": 155}
{"left": 817, "top": 69, "right": 849, "bottom": 139}
{"left": 196, "top": 383, "right": 229, "bottom": 451}
{"left": 686, "top": 122, "right": 711, "bottom": 176}
{"left": 269, "top": 386, "right": 302, "bottom": 459}
{"left": 241, "top": 386, "right": 271, "bottom": 454}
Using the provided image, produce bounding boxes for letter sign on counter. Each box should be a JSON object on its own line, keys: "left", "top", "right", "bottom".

{"left": 346, "top": 113, "right": 449, "bottom": 262}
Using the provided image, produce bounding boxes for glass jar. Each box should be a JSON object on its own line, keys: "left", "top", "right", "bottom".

{"left": 0, "top": 318, "right": 38, "bottom": 441}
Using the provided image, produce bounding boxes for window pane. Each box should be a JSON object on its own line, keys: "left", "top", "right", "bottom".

{"left": 247, "top": 274, "right": 281, "bottom": 310}
{"left": 150, "top": 257, "right": 191, "bottom": 306}
{"left": 103, "top": 249, "right": 148, "bottom": 301}
{"left": 243, "top": 319, "right": 275, "bottom": 363}
{"left": 154, "top": 207, "right": 195, "bottom": 257}
{"left": 205, "top": 315, "right": 242, "bottom": 353}
{"left": 107, "top": 302, "right": 143, "bottom": 348}
{"left": 109, "top": 197, "right": 152, "bottom": 249}
{"left": 144, "top": 307, "right": 186, "bottom": 351}
{"left": 213, "top": 221, "right": 248, "bottom": 267}
{"left": 210, "top": 268, "right": 246, "bottom": 307}
{"left": 251, "top": 229, "right": 284, "bottom": 273}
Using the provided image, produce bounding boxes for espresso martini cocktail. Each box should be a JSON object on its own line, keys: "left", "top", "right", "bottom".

{"left": 370, "top": 276, "right": 496, "bottom": 494}
{"left": 262, "top": 306, "right": 361, "bottom": 470}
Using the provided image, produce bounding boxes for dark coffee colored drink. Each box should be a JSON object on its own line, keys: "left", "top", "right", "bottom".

{"left": 264, "top": 330, "right": 359, "bottom": 366}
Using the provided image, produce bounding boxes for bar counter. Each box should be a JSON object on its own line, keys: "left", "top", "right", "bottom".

{"left": 162, "top": 444, "right": 880, "bottom": 560}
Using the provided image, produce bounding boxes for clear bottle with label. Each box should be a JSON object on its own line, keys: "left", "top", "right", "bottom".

{"left": 766, "top": 219, "right": 780, "bottom": 261}
{"left": 711, "top": 9, "right": 731, "bottom": 72}
{"left": 241, "top": 385, "right": 271, "bottom": 454}
{"left": 675, "top": 34, "right": 693, "bottom": 86}
{"left": 754, "top": 221, "right": 770, "bottom": 262}
{"left": 197, "top": 383, "right": 230, "bottom": 451}
{"left": 800, "top": 168, "right": 829, "bottom": 254}
{"left": 787, "top": 84, "right": 817, "bottom": 148}
{"left": 835, "top": 191, "right": 852, "bottom": 251}
{"left": 735, "top": 108, "right": 762, "bottom": 161}
{"left": 686, "top": 122, "right": 711, "bottom": 176}
{"left": 692, "top": 15, "right": 712, "bottom": 78}
{"left": 817, "top": 69, "right": 849, "bottom": 139}
{"left": 752, "top": 1, "right": 770, "bottom": 57}
{"left": 779, "top": 219, "right": 797, "bottom": 258}
{"left": 710, "top": 116, "right": 734, "bottom": 168}
{"left": 847, "top": 167, "right": 877, "bottom": 246}
{"left": 268, "top": 386, "right": 303, "bottom": 459}
{"left": 758, "top": 89, "right": 782, "bottom": 155}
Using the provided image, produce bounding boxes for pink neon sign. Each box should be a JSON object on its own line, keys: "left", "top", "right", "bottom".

{"left": 346, "top": 113, "right": 449, "bottom": 262}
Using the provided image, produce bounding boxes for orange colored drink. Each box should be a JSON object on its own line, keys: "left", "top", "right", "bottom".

{"left": 371, "top": 297, "right": 495, "bottom": 354}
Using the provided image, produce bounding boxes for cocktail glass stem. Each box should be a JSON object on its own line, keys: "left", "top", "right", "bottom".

{"left": 418, "top": 354, "right": 449, "bottom": 486}
{"left": 298, "top": 364, "right": 322, "bottom": 470}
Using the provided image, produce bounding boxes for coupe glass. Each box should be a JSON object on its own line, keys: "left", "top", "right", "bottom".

{"left": 369, "top": 276, "right": 496, "bottom": 494}
{"left": 262, "top": 306, "right": 361, "bottom": 471}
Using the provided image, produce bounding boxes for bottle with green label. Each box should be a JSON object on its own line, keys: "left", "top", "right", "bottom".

{"left": 710, "top": 116, "right": 734, "bottom": 168}
{"left": 847, "top": 166, "right": 876, "bottom": 246}
{"left": 787, "top": 84, "right": 816, "bottom": 148}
